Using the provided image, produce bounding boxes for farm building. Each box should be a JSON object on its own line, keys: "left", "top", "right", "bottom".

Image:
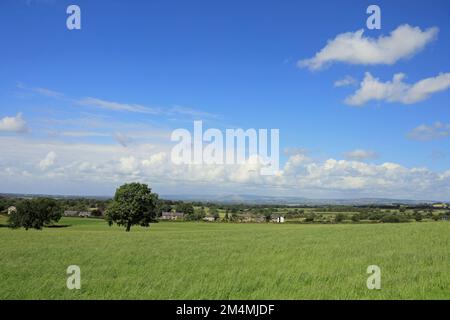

{"left": 7, "top": 206, "right": 16, "bottom": 215}
{"left": 161, "top": 212, "right": 184, "bottom": 220}
{"left": 78, "top": 211, "right": 91, "bottom": 218}
{"left": 64, "top": 210, "right": 91, "bottom": 217}
{"left": 64, "top": 210, "right": 79, "bottom": 217}
{"left": 271, "top": 214, "right": 285, "bottom": 223}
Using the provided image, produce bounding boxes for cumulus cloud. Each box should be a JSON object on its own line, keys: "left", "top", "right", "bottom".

{"left": 1, "top": 136, "right": 450, "bottom": 200}
{"left": 334, "top": 76, "right": 357, "bottom": 87}
{"left": 298, "top": 24, "right": 438, "bottom": 71}
{"left": 343, "top": 149, "right": 379, "bottom": 161}
{"left": 142, "top": 152, "right": 167, "bottom": 167}
{"left": 0, "top": 113, "right": 29, "bottom": 133}
{"left": 407, "top": 122, "right": 450, "bottom": 141}
{"left": 118, "top": 156, "right": 139, "bottom": 174}
{"left": 345, "top": 72, "right": 450, "bottom": 106}
{"left": 39, "top": 151, "right": 57, "bottom": 170}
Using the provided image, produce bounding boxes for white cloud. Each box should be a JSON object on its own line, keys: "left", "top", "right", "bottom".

{"left": 298, "top": 24, "right": 438, "bottom": 71}
{"left": 407, "top": 122, "right": 450, "bottom": 141}
{"left": 345, "top": 72, "right": 450, "bottom": 106}
{"left": 343, "top": 149, "right": 378, "bottom": 161}
{"left": 1, "top": 137, "right": 450, "bottom": 200}
{"left": 334, "top": 76, "right": 357, "bottom": 87}
{"left": 39, "top": 151, "right": 57, "bottom": 170}
{"left": 142, "top": 152, "right": 167, "bottom": 167}
{"left": 118, "top": 156, "right": 139, "bottom": 174}
{"left": 0, "top": 113, "right": 29, "bottom": 133}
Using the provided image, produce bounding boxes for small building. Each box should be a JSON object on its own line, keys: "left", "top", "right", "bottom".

{"left": 64, "top": 210, "right": 79, "bottom": 217}
{"left": 161, "top": 212, "right": 184, "bottom": 220}
{"left": 64, "top": 210, "right": 91, "bottom": 217}
{"left": 271, "top": 214, "right": 285, "bottom": 223}
{"left": 7, "top": 206, "right": 16, "bottom": 215}
{"left": 78, "top": 211, "right": 91, "bottom": 218}
{"left": 203, "top": 216, "right": 215, "bottom": 222}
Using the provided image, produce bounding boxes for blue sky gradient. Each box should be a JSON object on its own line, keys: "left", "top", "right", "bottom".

{"left": 1, "top": 0, "right": 449, "bottom": 199}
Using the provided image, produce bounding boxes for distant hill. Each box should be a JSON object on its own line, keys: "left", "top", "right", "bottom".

{"left": 161, "top": 194, "right": 439, "bottom": 206}
{"left": 1, "top": 192, "right": 441, "bottom": 206}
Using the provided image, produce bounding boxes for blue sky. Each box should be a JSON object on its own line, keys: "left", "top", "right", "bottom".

{"left": 1, "top": 0, "right": 450, "bottom": 199}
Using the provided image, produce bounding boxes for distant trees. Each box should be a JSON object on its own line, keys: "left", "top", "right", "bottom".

{"left": 335, "top": 213, "right": 345, "bottom": 223}
{"left": 90, "top": 208, "right": 103, "bottom": 217}
{"left": 106, "top": 183, "right": 159, "bottom": 232}
{"left": 414, "top": 211, "right": 423, "bottom": 221}
{"left": 304, "top": 212, "right": 315, "bottom": 222}
{"left": 380, "top": 214, "right": 408, "bottom": 223}
{"left": 8, "top": 198, "right": 62, "bottom": 230}
{"left": 175, "top": 203, "right": 199, "bottom": 220}
{"left": 210, "top": 207, "right": 220, "bottom": 221}
{"left": 176, "top": 203, "right": 194, "bottom": 215}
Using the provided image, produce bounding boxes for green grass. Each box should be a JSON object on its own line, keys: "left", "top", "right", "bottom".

{"left": 0, "top": 216, "right": 449, "bottom": 299}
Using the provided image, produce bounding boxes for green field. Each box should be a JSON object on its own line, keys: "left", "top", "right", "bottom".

{"left": 0, "top": 216, "right": 449, "bottom": 299}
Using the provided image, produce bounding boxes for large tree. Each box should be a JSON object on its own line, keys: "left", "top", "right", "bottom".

{"left": 8, "top": 198, "right": 62, "bottom": 230}
{"left": 106, "top": 183, "right": 159, "bottom": 232}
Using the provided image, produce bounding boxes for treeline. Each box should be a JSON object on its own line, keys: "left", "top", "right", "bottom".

{"left": 2, "top": 192, "right": 449, "bottom": 229}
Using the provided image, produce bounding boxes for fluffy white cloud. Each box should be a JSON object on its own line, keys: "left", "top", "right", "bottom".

{"left": 0, "top": 113, "right": 29, "bottom": 133}
{"left": 142, "top": 152, "right": 167, "bottom": 167}
{"left": 118, "top": 156, "right": 139, "bottom": 174}
{"left": 407, "top": 122, "right": 450, "bottom": 141}
{"left": 343, "top": 149, "right": 378, "bottom": 161}
{"left": 298, "top": 24, "right": 438, "bottom": 71}
{"left": 39, "top": 151, "right": 57, "bottom": 170}
{"left": 1, "top": 137, "right": 449, "bottom": 200}
{"left": 345, "top": 72, "right": 450, "bottom": 106}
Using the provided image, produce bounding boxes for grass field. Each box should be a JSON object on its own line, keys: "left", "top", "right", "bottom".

{"left": 0, "top": 216, "right": 449, "bottom": 299}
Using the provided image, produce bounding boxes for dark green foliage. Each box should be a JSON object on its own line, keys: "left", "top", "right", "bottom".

{"left": 304, "top": 212, "right": 315, "bottom": 222}
{"left": 380, "top": 214, "right": 408, "bottom": 223}
{"left": 414, "top": 212, "right": 423, "bottom": 221}
{"left": 8, "top": 198, "right": 62, "bottom": 230}
{"left": 106, "top": 183, "right": 159, "bottom": 232}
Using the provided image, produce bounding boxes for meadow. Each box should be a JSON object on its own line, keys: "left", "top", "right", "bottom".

{"left": 0, "top": 216, "right": 449, "bottom": 299}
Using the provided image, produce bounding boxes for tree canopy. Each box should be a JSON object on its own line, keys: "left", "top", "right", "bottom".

{"left": 106, "top": 183, "right": 159, "bottom": 231}
{"left": 8, "top": 198, "right": 62, "bottom": 230}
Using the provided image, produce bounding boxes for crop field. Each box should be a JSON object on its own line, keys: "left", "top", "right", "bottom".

{"left": 0, "top": 216, "right": 449, "bottom": 299}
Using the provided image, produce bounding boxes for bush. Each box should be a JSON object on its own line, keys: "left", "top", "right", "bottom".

{"left": 380, "top": 214, "right": 408, "bottom": 223}
{"left": 304, "top": 212, "right": 315, "bottom": 222}
{"left": 335, "top": 213, "right": 345, "bottom": 223}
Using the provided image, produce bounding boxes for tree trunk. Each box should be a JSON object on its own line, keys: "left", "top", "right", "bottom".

{"left": 126, "top": 223, "right": 131, "bottom": 232}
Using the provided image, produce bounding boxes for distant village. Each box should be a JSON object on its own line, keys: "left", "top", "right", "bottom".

{"left": 2, "top": 195, "right": 449, "bottom": 224}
